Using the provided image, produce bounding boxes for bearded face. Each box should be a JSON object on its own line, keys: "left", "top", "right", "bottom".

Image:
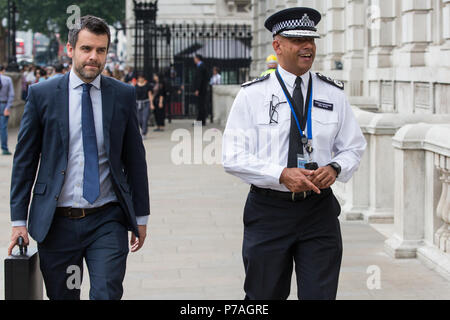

{"left": 67, "top": 29, "right": 108, "bottom": 82}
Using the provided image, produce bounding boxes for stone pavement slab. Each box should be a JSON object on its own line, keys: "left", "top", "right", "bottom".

{"left": 1, "top": 120, "right": 450, "bottom": 300}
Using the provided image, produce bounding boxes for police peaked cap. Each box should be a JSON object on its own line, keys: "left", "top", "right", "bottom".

{"left": 264, "top": 7, "right": 321, "bottom": 38}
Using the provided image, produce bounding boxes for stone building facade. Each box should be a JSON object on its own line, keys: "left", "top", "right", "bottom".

{"left": 252, "top": 0, "right": 450, "bottom": 114}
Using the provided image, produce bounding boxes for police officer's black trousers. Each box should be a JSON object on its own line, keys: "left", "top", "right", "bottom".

{"left": 242, "top": 188, "right": 342, "bottom": 300}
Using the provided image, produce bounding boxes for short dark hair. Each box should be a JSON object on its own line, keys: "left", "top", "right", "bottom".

{"left": 0, "top": 65, "right": 4, "bottom": 72}
{"left": 194, "top": 54, "right": 203, "bottom": 61}
{"left": 54, "top": 64, "right": 64, "bottom": 73}
{"left": 68, "top": 15, "right": 111, "bottom": 49}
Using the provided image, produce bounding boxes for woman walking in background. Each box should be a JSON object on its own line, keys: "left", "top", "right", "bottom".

{"left": 135, "top": 72, "right": 152, "bottom": 138}
{"left": 151, "top": 73, "right": 166, "bottom": 132}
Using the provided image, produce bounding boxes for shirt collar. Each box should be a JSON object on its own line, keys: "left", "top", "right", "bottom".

{"left": 69, "top": 68, "right": 101, "bottom": 90}
{"left": 277, "top": 64, "right": 310, "bottom": 90}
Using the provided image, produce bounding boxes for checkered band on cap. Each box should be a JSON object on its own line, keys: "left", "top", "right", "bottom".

{"left": 272, "top": 14, "right": 316, "bottom": 35}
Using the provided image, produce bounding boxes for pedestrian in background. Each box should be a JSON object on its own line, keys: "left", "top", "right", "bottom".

{"left": 209, "top": 66, "right": 221, "bottom": 85}
{"left": 48, "top": 64, "right": 64, "bottom": 79}
{"left": 135, "top": 72, "right": 152, "bottom": 138}
{"left": 0, "top": 65, "right": 15, "bottom": 155}
{"left": 151, "top": 73, "right": 166, "bottom": 132}
{"left": 193, "top": 54, "right": 208, "bottom": 126}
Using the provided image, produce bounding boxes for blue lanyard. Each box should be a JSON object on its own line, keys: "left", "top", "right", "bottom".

{"left": 275, "top": 70, "right": 313, "bottom": 140}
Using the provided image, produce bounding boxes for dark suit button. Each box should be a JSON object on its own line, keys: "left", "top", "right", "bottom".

{"left": 55, "top": 195, "right": 59, "bottom": 201}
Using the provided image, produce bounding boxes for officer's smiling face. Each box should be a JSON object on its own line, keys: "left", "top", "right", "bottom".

{"left": 273, "top": 35, "right": 316, "bottom": 76}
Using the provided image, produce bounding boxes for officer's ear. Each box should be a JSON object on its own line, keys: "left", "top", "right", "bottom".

{"left": 272, "top": 36, "right": 282, "bottom": 55}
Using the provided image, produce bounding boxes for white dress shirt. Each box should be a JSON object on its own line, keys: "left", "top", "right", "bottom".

{"left": 12, "top": 70, "right": 148, "bottom": 226}
{"left": 222, "top": 65, "right": 366, "bottom": 192}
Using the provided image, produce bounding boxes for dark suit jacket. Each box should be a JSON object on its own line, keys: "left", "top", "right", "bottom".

{"left": 193, "top": 62, "right": 209, "bottom": 95}
{"left": 10, "top": 73, "right": 150, "bottom": 243}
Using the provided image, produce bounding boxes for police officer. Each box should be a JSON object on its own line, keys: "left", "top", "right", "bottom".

{"left": 222, "top": 7, "right": 366, "bottom": 300}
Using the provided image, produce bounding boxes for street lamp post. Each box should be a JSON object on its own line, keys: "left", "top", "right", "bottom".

{"left": 6, "top": 0, "right": 19, "bottom": 72}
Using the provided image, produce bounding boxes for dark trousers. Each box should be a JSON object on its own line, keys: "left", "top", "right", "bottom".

{"left": 242, "top": 188, "right": 342, "bottom": 300}
{"left": 137, "top": 100, "right": 150, "bottom": 135}
{"left": 37, "top": 204, "right": 129, "bottom": 300}
{"left": 196, "top": 94, "right": 206, "bottom": 125}
{"left": 154, "top": 105, "right": 165, "bottom": 127}
{"left": 0, "top": 103, "right": 9, "bottom": 151}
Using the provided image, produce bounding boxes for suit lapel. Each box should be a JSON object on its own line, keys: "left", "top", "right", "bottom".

{"left": 55, "top": 73, "right": 70, "bottom": 157}
{"left": 100, "top": 76, "right": 115, "bottom": 157}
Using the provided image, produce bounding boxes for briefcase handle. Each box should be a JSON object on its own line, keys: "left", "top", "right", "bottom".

{"left": 17, "top": 236, "right": 28, "bottom": 256}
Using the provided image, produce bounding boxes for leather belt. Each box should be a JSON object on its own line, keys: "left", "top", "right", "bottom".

{"left": 55, "top": 202, "right": 118, "bottom": 219}
{"left": 250, "top": 185, "right": 312, "bottom": 202}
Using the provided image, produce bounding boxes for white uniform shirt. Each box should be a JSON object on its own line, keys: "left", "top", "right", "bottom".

{"left": 222, "top": 65, "right": 366, "bottom": 192}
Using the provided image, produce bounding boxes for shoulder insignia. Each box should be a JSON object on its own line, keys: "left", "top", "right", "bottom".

{"left": 241, "top": 73, "right": 270, "bottom": 88}
{"left": 316, "top": 73, "right": 344, "bottom": 90}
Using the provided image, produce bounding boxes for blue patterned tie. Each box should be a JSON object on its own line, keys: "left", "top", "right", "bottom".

{"left": 81, "top": 83, "right": 100, "bottom": 204}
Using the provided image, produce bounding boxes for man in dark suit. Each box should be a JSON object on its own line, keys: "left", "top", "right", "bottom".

{"left": 193, "top": 54, "right": 209, "bottom": 126}
{"left": 7, "top": 15, "right": 150, "bottom": 300}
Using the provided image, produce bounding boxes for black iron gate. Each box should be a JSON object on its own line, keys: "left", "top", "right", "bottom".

{"left": 133, "top": 0, "right": 252, "bottom": 121}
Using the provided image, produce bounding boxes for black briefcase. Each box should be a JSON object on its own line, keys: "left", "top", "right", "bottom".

{"left": 4, "top": 236, "right": 43, "bottom": 300}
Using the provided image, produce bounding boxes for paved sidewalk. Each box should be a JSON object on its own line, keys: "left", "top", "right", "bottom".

{"left": 1, "top": 119, "right": 450, "bottom": 300}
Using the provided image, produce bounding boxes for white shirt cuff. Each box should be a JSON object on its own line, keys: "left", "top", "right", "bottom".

{"left": 136, "top": 215, "right": 149, "bottom": 226}
{"left": 12, "top": 220, "right": 27, "bottom": 227}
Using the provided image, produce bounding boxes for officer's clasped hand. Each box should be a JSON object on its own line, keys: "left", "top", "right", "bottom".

{"left": 309, "top": 165, "right": 338, "bottom": 189}
{"left": 280, "top": 168, "right": 321, "bottom": 194}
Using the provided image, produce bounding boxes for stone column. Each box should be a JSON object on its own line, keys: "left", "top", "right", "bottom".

{"left": 362, "top": 113, "right": 450, "bottom": 224}
{"left": 434, "top": 154, "right": 450, "bottom": 253}
{"left": 337, "top": 107, "right": 375, "bottom": 221}
{"left": 323, "top": 0, "right": 345, "bottom": 70}
{"left": 313, "top": 0, "right": 327, "bottom": 71}
{"left": 385, "top": 123, "right": 431, "bottom": 258}
{"left": 342, "top": 0, "right": 365, "bottom": 95}
{"left": 250, "top": 0, "right": 261, "bottom": 76}
{"left": 396, "top": 0, "right": 433, "bottom": 67}
{"left": 368, "top": 0, "right": 396, "bottom": 68}
{"left": 443, "top": 0, "right": 450, "bottom": 50}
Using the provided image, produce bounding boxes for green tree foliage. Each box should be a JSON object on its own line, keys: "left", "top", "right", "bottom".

{"left": 5, "top": 0, "right": 125, "bottom": 41}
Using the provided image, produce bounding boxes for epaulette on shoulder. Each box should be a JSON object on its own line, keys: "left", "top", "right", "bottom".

{"left": 241, "top": 73, "right": 270, "bottom": 88}
{"left": 316, "top": 73, "right": 344, "bottom": 90}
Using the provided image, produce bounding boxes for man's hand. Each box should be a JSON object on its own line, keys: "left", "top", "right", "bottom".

{"left": 130, "top": 225, "right": 147, "bottom": 252}
{"left": 4, "top": 108, "right": 10, "bottom": 117}
{"left": 309, "top": 165, "right": 337, "bottom": 189}
{"left": 8, "top": 226, "right": 29, "bottom": 255}
{"left": 279, "top": 168, "right": 321, "bottom": 194}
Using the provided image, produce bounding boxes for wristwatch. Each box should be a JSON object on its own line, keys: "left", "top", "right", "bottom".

{"left": 328, "top": 162, "right": 341, "bottom": 178}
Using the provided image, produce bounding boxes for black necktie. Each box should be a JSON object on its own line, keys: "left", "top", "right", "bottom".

{"left": 287, "top": 77, "right": 304, "bottom": 168}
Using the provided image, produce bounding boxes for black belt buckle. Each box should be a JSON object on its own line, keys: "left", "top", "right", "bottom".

{"left": 291, "top": 191, "right": 307, "bottom": 202}
{"left": 67, "top": 208, "right": 86, "bottom": 219}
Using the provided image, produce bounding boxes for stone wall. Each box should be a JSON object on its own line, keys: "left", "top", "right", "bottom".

{"left": 251, "top": 0, "right": 450, "bottom": 114}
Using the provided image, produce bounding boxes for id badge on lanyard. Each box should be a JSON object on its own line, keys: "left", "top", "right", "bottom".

{"left": 275, "top": 70, "right": 318, "bottom": 170}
